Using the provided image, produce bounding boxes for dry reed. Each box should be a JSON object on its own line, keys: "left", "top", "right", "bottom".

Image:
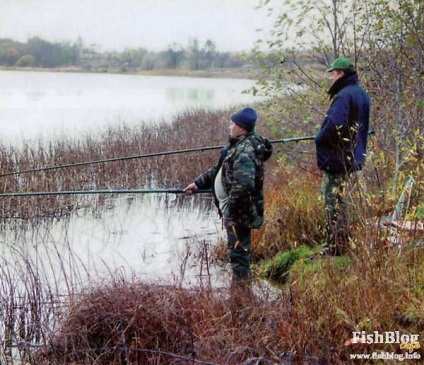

{"left": 0, "top": 106, "right": 423, "bottom": 364}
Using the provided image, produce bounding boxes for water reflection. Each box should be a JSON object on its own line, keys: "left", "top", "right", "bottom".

{"left": 0, "top": 70, "right": 260, "bottom": 145}
{"left": 0, "top": 194, "right": 227, "bottom": 291}
{"left": 166, "top": 87, "right": 216, "bottom": 106}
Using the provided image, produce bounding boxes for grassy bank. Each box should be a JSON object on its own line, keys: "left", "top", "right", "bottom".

{"left": 0, "top": 107, "right": 423, "bottom": 364}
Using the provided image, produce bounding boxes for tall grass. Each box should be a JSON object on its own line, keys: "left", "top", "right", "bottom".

{"left": 0, "top": 109, "right": 229, "bottom": 222}
{"left": 0, "top": 106, "right": 423, "bottom": 364}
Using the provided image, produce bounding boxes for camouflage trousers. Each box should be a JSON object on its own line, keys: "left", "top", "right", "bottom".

{"left": 224, "top": 218, "right": 252, "bottom": 280}
{"left": 322, "top": 172, "right": 350, "bottom": 255}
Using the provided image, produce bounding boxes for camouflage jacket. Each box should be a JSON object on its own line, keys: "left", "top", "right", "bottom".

{"left": 194, "top": 133, "right": 273, "bottom": 228}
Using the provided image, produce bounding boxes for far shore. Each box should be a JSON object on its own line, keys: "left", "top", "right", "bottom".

{"left": 0, "top": 65, "right": 257, "bottom": 79}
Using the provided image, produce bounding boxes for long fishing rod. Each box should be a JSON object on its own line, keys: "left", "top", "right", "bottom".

{"left": 0, "top": 131, "right": 375, "bottom": 198}
{"left": 0, "top": 188, "right": 212, "bottom": 198}
{"left": 0, "top": 136, "right": 315, "bottom": 179}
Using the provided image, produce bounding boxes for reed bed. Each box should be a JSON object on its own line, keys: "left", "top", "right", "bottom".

{"left": 0, "top": 106, "right": 423, "bottom": 364}
{"left": 0, "top": 108, "right": 230, "bottom": 222}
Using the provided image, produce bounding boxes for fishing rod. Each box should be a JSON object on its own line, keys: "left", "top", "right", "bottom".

{"left": 0, "top": 188, "right": 212, "bottom": 198}
{"left": 0, "top": 131, "right": 375, "bottom": 198}
{"left": 0, "top": 136, "right": 315, "bottom": 179}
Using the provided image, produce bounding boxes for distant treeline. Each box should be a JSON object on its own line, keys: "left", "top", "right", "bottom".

{"left": 0, "top": 37, "right": 255, "bottom": 72}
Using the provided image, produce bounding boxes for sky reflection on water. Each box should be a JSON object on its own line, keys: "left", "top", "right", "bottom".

{"left": 0, "top": 195, "right": 229, "bottom": 291}
{"left": 0, "top": 70, "right": 260, "bottom": 146}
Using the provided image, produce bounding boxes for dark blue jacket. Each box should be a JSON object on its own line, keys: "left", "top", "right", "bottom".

{"left": 315, "top": 72, "right": 371, "bottom": 174}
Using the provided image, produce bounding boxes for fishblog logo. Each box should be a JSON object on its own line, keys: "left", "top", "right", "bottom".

{"left": 349, "top": 331, "right": 421, "bottom": 362}
{"left": 350, "top": 352, "right": 421, "bottom": 361}
{"left": 352, "top": 331, "right": 420, "bottom": 347}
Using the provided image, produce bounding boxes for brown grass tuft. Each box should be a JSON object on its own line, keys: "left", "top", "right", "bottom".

{"left": 35, "top": 276, "right": 293, "bottom": 364}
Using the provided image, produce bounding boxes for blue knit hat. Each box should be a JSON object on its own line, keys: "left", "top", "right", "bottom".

{"left": 230, "top": 107, "right": 257, "bottom": 132}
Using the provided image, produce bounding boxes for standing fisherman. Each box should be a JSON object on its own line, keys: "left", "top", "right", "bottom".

{"left": 315, "top": 57, "right": 371, "bottom": 255}
{"left": 184, "top": 107, "right": 273, "bottom": 283}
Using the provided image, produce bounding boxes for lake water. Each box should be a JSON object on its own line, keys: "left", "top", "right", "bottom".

{"left": 0, "top": 195, "right": 226, "bottom": 289}
{"left": 0, "top": 70, "right": 260, "bottom": 145}
{"left": 0, "top": 70, "right": 262, "bottom": 290}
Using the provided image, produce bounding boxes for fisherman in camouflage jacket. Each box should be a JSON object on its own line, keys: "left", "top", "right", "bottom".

{"left": 184, "top": 107, "right": 273, "bottom": 281}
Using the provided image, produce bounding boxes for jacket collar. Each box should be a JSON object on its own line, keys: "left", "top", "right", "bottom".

{"left": 327, "top": 72, "right": 358, "bottom": 99}
{"left": 228, "top": 132, "right": 253, "bottom": 146}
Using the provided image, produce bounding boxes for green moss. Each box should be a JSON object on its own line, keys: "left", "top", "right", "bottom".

{"left": 291, "top": 255, "right": 351, "bottom": 280}
{"left": 262, "top": 246, "right": 352, "bottom": 285}
{"left": 263, "top": 246, "right": 315, "bottom": 283}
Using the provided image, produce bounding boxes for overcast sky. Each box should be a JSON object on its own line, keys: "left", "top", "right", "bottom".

{"left": 0, "top": 0, "right": 274, "bottom": 52}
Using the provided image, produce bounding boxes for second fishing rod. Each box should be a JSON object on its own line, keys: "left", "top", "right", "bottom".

{"left": 0, "top": 135, "right": 316, "bottom": 179}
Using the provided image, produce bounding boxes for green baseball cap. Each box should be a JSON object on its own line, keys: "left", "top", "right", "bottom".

{"left": 326, "top": 57, "right": 355, "bottom": 72}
